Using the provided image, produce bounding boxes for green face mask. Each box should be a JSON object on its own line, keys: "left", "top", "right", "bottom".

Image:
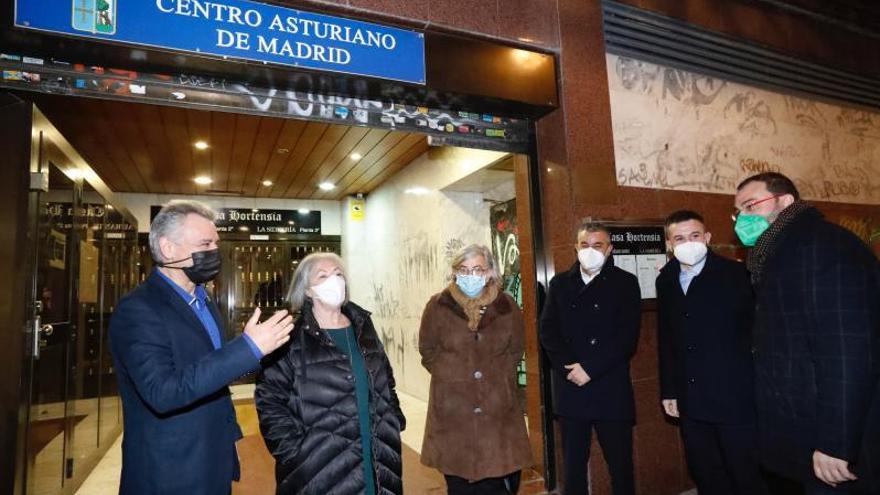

{"left": 734, "top": 214, "right": 770, "bottom": 246}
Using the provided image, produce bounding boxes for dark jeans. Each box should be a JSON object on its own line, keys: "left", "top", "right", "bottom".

{"left": 444, "top": 471, "right": 522, "bottom": 495}
{"left": 680, "top": 418, "right": 768, "bottom": 495}
{"left": 560, "top": 417, "right": 634, "bottom": 495}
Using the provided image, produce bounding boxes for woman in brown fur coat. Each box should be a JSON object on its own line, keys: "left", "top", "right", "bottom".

{"left": 418, "top": 244, "right": 533, "bottom": 495}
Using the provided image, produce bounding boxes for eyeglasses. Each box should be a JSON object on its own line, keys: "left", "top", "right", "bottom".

{"left": 731, "top": 194, "right": 781, "bottom": 221}
{"left": 456, "top": 266, "right": 487, "bottom": 277}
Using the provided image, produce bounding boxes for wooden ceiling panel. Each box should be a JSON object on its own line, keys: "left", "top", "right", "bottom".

{"left": 279, "top": 124, "right": 350, "bottom": 198}
{"left": 224, "top": 113, "right": 261, "bottom": 194}
{"left": 289, "top": 126, "right": 374, "bottom": 198}
{"left": 209, "top": 111, "right": 237, "bottom": 195}
{"left": 21, "top": 93, "right": 432, "bottom": 200}
{"left": 314, "top": 131, "right": 408, "bottom": 200}
{"left": 258, "top": 119, "right": 307, "bottom": 196}
{"left": 269, "top": 122, "right": 328, "bottom": 199}
{"left": 97, "top": 100, "right": 150, "bottom": 193}
{"left": 159, "top": 105, "right": 196, "bottom": 195}
{"left": 239, "top": 117, "right": 285, "bottom": 197}
{"left": 296, "top": 127, "right": 388, "bottom": 199}
{"left": 360, "top": 138, "right": 431, "bottom": 194}
{"left": 330, "top": 133, "right": 426, "bottom": 199}
{"left": 187, "top": 108, "right": 214, "bottom": 191}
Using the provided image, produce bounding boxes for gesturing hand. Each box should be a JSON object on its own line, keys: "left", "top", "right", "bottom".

{"left": 564, "top": 362, "right": 590, "bottom": 386}
{"left": 813, "top": 450, "right": 857, "bottom": 487}
{"left": 244, "top": 307, "right": 294, "bottom": 356}
{"left": 661, "top": 399, "right": 679, "bottom": 418}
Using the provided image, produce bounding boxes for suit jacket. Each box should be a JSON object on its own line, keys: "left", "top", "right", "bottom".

{"left": 656, "top": 251, "right": 756, "bottom": 424}
{"left": 539, "top": 260, "right": 642, "bottom": 421}
{"left": 751, "top": 207, "right": 880, "bottom": 486}
{"left": 109, "top": 269, "right": 260, "bottom": 495}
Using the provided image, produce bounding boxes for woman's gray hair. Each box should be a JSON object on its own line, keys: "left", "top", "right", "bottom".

{"left": 148, "top": 200, "right": 217, "bottom": 262}
{"left": 287, "top": 252, "right": 349, "bottom": 312}
{"left": 449, "top": 244, "right": 500, "bottom": 285}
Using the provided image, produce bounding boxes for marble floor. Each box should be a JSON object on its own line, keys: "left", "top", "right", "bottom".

{"left": 75, "top": 387, "right": 439, "bottom": 494}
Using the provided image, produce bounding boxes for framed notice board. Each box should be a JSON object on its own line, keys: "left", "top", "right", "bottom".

{"left": 605, "top": 223, "right": 667, "bottom": 299}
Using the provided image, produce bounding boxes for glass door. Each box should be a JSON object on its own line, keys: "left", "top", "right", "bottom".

{"left": 25, "top": 160, "right": 80, "bottom": 495}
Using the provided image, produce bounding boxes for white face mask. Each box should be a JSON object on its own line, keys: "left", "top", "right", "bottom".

{"left": 577, "top": 248, "right": 606, "bottom": 272}
{"left": 310, "top": 274, "right": 346, "bottom": 307}
{"left": 673, "top": 241, "right": 708, "bottom": 266}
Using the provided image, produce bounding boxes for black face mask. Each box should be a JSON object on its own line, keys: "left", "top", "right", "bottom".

{"left": 158, "top": 248, "right": 222, "bottom": 284}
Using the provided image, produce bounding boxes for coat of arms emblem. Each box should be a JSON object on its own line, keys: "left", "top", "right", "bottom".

{"left": 72, "top": 0, "right": 116, "bottom": 35}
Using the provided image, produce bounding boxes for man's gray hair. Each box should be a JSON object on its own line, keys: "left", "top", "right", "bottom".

{"left": 148, "top": 200, "right": 217, "bottom": 262}
{"left": 287, "top": 252, "right": 348, "bottom": 312}
{"left": 449, "top": 244, "right": 500, "bottom": 285}
{"left": 576, "top": 221, "right": 611, "bottom": 239}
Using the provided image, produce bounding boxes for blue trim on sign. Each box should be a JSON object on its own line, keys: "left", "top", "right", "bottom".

{"left": 15, "top": 0, "right": 426, "bottom": 84}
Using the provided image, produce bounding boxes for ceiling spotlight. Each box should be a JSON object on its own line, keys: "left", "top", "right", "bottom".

{"left": 194, "top": 176, "right": 212, "bottom": 185}
{"left": 298, "top": 208, "right": 311, "bottom": 214}
{"left": 194, "top": 141, "right": 209, "bottom": 150}
{"left": 404, "top": 187, "right": 430, "bottom": 195}
{"left": 318, "top": 182, "right": 335, "bottom": 191}
{"left": 350, "top": 152, "right": 362, "bottom": 161}
{"left": 262, "top": 180, "right": 273, "bottom": 187}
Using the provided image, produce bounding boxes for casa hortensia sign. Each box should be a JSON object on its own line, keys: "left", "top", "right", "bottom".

{"left": 14, "top": 0, "right": 426, "bottom": 84}
{"left": 150, "top": 206, "right": 321, "bottom": 234}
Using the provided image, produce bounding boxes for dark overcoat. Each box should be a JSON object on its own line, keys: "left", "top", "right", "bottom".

{"left": 656, "top": 251, "right": 756, "bottom": 424}
{"left": 539, "top": 260, "right": 642, "bottom": 421}
{"left": 751, "top": 208, "right": 880, "bottom": 488}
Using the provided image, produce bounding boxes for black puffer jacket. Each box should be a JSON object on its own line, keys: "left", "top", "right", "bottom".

{"left": 255, "top": 300, "right": 405, "bottom": 495}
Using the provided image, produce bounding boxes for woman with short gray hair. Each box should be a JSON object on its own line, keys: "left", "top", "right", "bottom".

{"left": 255, "top": 252, "right": 405, "bottom": 495}
{"left": 419, "top": 244, "right": 533, "bottom": 494}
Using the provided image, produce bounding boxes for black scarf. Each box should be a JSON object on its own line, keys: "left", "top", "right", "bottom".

{"left": 747, "top": 200, "right": 813, "bottom": 285}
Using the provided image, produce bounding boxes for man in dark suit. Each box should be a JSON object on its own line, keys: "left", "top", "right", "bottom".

{"left": 733, "top": 172, "right": 879, "bottom": 494}
{"left": 540, "top": 222, "right": 642, "bottom": 495}
{"left": 110, "top": 200, "right": 294, "bottom": 495}
{"left": 656, "top": 210, "right": 766, "bottom": 495}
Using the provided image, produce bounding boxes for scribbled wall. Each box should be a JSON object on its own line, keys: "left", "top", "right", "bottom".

{"left": 342, "top": 147, "right": 510, "bottom": 400}
{"left": 490, "top": 199, "right": 522, "bottom": 307}
{"left": 607, "top": 53, "right": 880, "bottom": 205}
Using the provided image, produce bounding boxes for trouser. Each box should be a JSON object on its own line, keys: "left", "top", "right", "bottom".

{"left": 679, "top": 418, "right": 768, "bottom": 495}
{"left": 560, "top": 417, "right": 634, "bottom": 495}
{"left": 444, "top": 471, "right": 522, "bottom": 495}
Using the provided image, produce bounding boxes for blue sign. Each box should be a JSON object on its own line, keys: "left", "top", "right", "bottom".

{"left": 14, "top": 0, "right": 426, "bottom": 84}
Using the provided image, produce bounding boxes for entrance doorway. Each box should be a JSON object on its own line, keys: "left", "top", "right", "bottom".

{"left": 4, "top": 83, "right": 547, "bottom": 494}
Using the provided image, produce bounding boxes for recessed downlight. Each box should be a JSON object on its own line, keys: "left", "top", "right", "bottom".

{"left": 318, "top": 182, "right": 335, "bottom": 191}
{"left": 194, "top": 176, "right": 213, "bottom": 185}
{"left": 194, "top": 141, "right": 209, "bottom": 150}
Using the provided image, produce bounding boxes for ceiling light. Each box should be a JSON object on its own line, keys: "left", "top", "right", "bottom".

{"left": 194, "top": 176, "right": 212, "bottom": 185}
{"left": 350, "top": 152, "right": 362, "bottom": 161}
{"left": 405, "top": 187, "right": 430, "bottom": 195}
{"left": 194, "top": 141, "right": 209, "bottom": 150}
{"left": 318, "top": 182, "right": 335, "bottom": 191}
{"left": 261, "top": 180, "right": 273, "bottom": 187}
{"left": 298, "top": 208, "right": 311, "bottom": 214}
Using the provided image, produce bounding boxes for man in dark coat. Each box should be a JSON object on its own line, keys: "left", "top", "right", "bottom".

{"left": 540, "top": 222, "right": 642, "bottom": 495}
{"left": 734, "top": 172, "right": 880, "bottom": 494}
{"left": 656, "top": 210, "right": 766, "bottom": 495}
{"left": 110, "top": 200, "right": 294, "bottom": 495}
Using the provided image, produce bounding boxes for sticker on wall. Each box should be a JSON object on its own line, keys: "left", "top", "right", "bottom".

{"left": 350, "top": 198, "right": 365, "bottom": 221}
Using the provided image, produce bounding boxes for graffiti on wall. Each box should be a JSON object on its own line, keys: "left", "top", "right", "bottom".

{"left": 607, "top": 53, "right": 880, "bottom": 205}
{"left": 490, "top": 199, "right": 522, "bottom": 307}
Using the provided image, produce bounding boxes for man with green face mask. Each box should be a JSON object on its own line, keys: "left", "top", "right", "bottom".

{"left": 733, "top": 172, "right": 880, "bottom": 495}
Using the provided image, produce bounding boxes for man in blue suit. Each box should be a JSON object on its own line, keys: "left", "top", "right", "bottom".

{"left": 110, "top": 200, "right": 294, "bottom": 494}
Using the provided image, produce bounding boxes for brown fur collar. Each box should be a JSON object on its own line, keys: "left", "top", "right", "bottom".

{"left": 441, "top": 282, "right": 509, "bottom": 331}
